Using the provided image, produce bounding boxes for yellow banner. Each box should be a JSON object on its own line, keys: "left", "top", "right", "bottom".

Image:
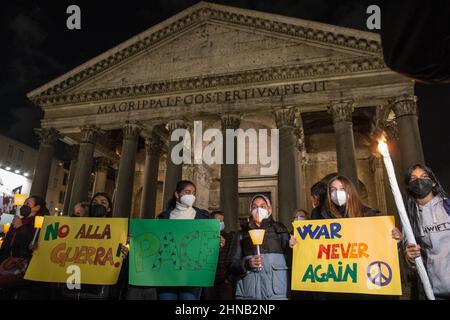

{"left": 292, "top": 216, "right": 402, "bottom": 295}
{"left": 25, "top": 216, "right": 128, "bottom": 285}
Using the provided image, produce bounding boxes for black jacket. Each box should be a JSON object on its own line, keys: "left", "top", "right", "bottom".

{"left": 0, "top": 215, "right": 36, "bottom": 263}
{"left": 214, "top": 230, "right": 235, "bottom": 285}
{"left": 319, "top": 206, "right": 378, "bottom": 219}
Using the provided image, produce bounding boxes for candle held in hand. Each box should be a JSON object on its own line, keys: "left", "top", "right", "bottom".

{"left": 377, "top": 136, "right": 435, "bottom": 300}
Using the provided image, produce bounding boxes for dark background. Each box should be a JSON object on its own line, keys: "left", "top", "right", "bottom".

{"left": 1, "top": 0, "right": 449, "bottom": 188}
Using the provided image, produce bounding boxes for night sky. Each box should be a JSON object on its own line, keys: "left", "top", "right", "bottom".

{"left": 1, "top": 1, "right": 449, "bottom": 189}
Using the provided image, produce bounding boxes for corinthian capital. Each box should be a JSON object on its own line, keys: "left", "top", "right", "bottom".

{"left": 122, "top": 121, "right": 142, "bottom": 141}
{"left": 80, "top": 125, "right": 99, "bottom": 144}
{"left": 221, "top": 113, "right": 241, "bottom": 130}
{"left": 34, "top": 128, "right": 60, "bottom": 146}
{"left": 390, "top": 95, "right": 418, "bottom": 118}
{"left": 274, "top": 107, "right": 296, "bottom": 128}
{"left": 145, "top": 134, "right": 164, "bottom": 157}
{"left": 328, "top": 100, "right": 354, "bottom": 124}
{"left": 166, "top": 119, "right": 188, "bottom": 134}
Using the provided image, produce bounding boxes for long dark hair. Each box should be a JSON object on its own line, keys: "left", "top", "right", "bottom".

{"left": 404, "top": 164, "right": 448, "bottom": 237}
{"left": 325, "top": 175, "right": 368, "bottom": 218}
{"left": 29, "top": 195, "right": 50, "bottom": 216}
{"left": 166, "top": 180, "right": 196, "bottom": 210}
{"left": 89, "top": 192, "right": 113, "bottom": 217}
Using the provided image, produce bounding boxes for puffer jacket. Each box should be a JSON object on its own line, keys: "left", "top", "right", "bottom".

{"left": 228, "top": 217, "right": 291, "bottom": 300}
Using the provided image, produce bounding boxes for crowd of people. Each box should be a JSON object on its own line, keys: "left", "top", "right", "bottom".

{"left": 0, "top": 163, "right": 448, "bottom": 300}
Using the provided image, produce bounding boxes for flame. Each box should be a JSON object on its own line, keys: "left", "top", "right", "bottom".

{"left": 377, "top": 134, "right": 389, "bottom": 157}
{"left": 34, "top": 216, "right": 44, "bottom": 229}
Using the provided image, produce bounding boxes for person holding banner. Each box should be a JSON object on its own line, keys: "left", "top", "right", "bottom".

{"left": 320, "top": 176, "right": 378, "bottom": 219}
{"left": 313, "top": 175, "right": 403, "bottom": 299}
{"left": 0, "top": 196, "right": 49, "bottom": 298}
{"left": 228, "top": 194, "right": 296, "bottom": 300}
{"left": 403, "top": 164, "right": 450, "bottom": 300}
{"left": 60, "top": 192, "right": 129, "bottom": 300}
{"left": 320, "top": 175, "right": 403, "bottom": 243}
{"left": 157, "top": 180, "right": 211, "bottom": 300}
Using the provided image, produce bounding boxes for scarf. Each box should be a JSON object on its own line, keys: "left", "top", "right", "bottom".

{"left": 169, "top": 202, "right": 196, "bottom": 220}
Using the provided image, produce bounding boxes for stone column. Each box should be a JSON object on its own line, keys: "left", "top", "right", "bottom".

{"left": 30, "top": 128, "right": 60, "bottom": 198}
{"left": 162, "top": 120, "right": 188, "bottom": 210}
{"left": 62, "top": 145, "right": 79, "bottom": 215}
{"left": 274, "top": 107, "right": 299, "bottom": 227}
{"left": 68, "top": 126, "right": 98, "bottom": 212}
{"left": 92, "top": 157, "right": 111, "bottom": 194}
{"left": 113, "top": 122, "right": 141, "bottom": 218}
{"left": 295, "top": 122, "right": 308, "bottom": 212}
{"left": 372, "top": 155, "right": 387, "bottom": 215}
{"left": 140, "top": 133, "right": 163, "bottom": 218}
{"left": 328, "top": 101, "right": 359, "bottom": 188}
{"left": 391, "top": 95, "right": 425, "bottom": 173}
{"left": 220, "top": 114, "right": 241, "bottom": 231}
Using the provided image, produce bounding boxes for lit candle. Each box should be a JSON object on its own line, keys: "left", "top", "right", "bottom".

{"left": 248, "top": 229, "right": 265, "bottom": 271}
{"left": 29, "top": 216, "right": 45, "bottom": 250}
{"left": 34, "top": 216, "right": 44, "bottom": 229}
{"left": 378, "top": 137, "right": 435, "bottom": 300}
{"left": 3, "top": 223, "right": 10, "bottom": 234}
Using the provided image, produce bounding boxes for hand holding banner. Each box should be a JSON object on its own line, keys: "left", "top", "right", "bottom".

{"left": 129, "top": 219, "right": 220, "bottom": 287}
{"left": 25, "top": 216, "right": 128, "bottom": 285}
{"left": 292, "top": 216, "right": 402, "bottom": 296}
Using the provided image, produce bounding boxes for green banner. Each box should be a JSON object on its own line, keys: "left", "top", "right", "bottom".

{"left": 129, "top": 219, "right": 220, "bottom": 287}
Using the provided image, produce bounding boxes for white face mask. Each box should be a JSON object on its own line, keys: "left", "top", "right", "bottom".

{"left": 295, "top": 216, "right": 306, "bottom": 221}
{"left": 331, "top": 190, "right": 347, "bottom": 207}
{"left": 179, "top": 194, "right": 196, "bottom": 207}
{"left": 253, "top": 207, "right": 269, "bottom": 223}
{"left": 219, "top": 222, "right": 225, "bottom": 232}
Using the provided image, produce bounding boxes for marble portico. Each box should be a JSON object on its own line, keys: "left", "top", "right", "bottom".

{"left": 27, "top": 2, "right": 424, "bottom": 231}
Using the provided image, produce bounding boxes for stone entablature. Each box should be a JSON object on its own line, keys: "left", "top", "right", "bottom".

{"left": 27, "top": 2, "right": 383, "bottom": 105}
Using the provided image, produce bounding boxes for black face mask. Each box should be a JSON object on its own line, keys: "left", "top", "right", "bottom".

{"left": 408, "top": 178, "right": 434, "bottom": 199}
{"left": 90, "top": 204, "right": 108, "bottom": 217}
{"left": 20, "top": 205, "right": 32, "bottom": 218}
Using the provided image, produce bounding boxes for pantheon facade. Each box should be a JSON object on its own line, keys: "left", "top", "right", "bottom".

{"left": 27, "top": 2, "right": 424, "bottom": 231}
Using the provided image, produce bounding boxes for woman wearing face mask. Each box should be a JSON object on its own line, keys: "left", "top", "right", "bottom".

{"left": 228, "top": 194, "right": 296, "bottom": 300}
{"left": 61, "top": 192, "right": 128, "bottom": 300}
{"left": 403, "top": 164, "right": 450, "bottom": 300}
{"left": 157, "top": 180, "right": 210, "bottom": 300}
{"left": 0, "top": 196, "right": 49, "bottom": 298}
{"left": 89, "top": 192, "right": 113, "bottom": 217}
{"left": 321, "top": 176, "right": 378, "bottom": 219}
{"left": 322, "top": 175, "right": 402, "bottom": 238}
{"left": 0, "top": 196, "right": 48, "bottom": 264}
{"left": 318, "top": 176, "right": 402, "bottom": 299}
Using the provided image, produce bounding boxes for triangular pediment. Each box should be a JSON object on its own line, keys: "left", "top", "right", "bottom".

{"left": 28, "top": 1, "right": 385, "bottom": 105}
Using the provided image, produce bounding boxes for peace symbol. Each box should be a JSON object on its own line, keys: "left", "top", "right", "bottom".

{"left": 366, "top": 261, "right": 392, "bottom": 286}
